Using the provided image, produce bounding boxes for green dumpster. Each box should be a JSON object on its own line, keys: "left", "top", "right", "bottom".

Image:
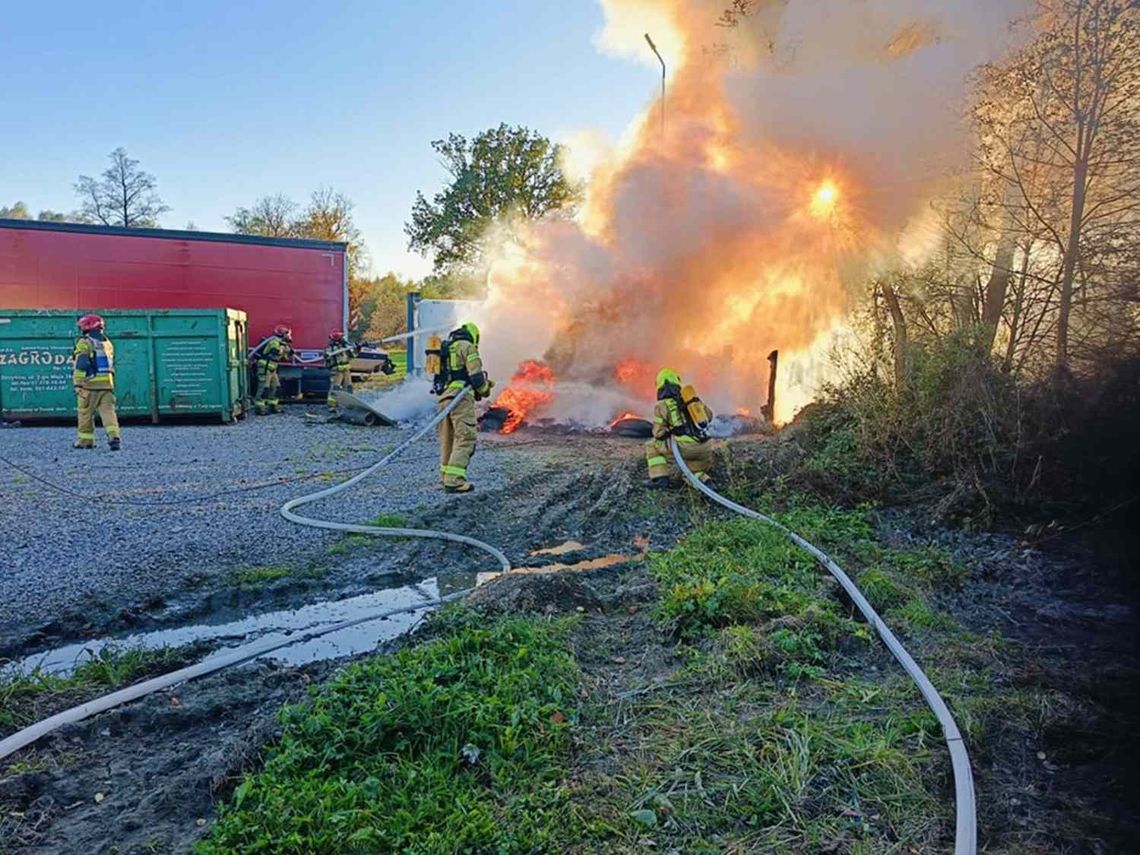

{"left": 0, "top": 308, "right": 249, "bottom": 423}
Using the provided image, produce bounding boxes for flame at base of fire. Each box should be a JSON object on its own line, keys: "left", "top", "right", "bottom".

{"left": 493, "top": 360, "right": 556, "bottom": 434}
{"left": 607, "top": 411, "right": 644, "bottom": 428}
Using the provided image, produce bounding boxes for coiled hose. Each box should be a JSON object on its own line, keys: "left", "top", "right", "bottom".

{"left": 1, "top": 388, "right": 509, "bottom": 761}
{"left": 670, "top": 440, "right": 976, "bottom": 855}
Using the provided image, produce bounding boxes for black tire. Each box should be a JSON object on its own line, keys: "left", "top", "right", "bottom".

{"left": 612, "top": 418, "right": 653, "bottom": 438}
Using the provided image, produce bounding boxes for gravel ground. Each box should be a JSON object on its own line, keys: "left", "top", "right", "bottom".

{"left": 0, "top": 405, "right": 521, "bottom": 657}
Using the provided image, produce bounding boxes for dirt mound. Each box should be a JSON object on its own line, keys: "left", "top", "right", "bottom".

{"left": 467, "top": 571, "right": 603, "bottom": 615}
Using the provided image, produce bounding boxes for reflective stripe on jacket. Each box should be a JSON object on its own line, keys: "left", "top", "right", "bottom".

{"left": 651, "top": 397, "right": 704, "bottom": 443}
{"left": 324, "top": 342, "right": 355, "bottom": 368}
{"left": 73, "top": 334, "right": 115, "bottom": 390}
{"left": 445, "top": 339, "right": 489, "bottom": 395}
{"left": 255, "top": 336, "right": 292, "bottom": 367}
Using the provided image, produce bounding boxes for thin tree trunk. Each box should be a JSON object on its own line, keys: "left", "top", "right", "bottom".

{"left": 1056, "top": 154, "right": 1089, "bottom": 369}
{"left": 880, "top": 280, "right": 909, "bottom": 392}
{"left": 1004, "top": 241, "right": 1033, "bottom": 372}
{"left": 982, "top": 233, "right": 1016, "bottom": 354}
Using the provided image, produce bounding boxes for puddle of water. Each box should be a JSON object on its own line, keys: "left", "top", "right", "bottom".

{"left": 8, "top": 578, "right": 448, "bottom": 679}
{"left": 531, "top": 540, "right": 586, "bottom": 557}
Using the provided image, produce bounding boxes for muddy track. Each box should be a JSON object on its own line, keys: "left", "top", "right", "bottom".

{"left": 0, "top": 434, "right": 685, "bottom": 854}
{"left": 0, "top": 662, "right": 318, "bottom": 855}
{"left": 6, "top": 433, "right": 1131, "bottom": 853}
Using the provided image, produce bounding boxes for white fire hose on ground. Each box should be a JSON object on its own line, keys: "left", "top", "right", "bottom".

{"left": 280, "top": 387, "right": 509, "bottom": 571}
{"left": 0, "top": 388, "right": 508, "bottom": 762}
{"left": 670, "top": 441, "right": 977, "bottom": 855}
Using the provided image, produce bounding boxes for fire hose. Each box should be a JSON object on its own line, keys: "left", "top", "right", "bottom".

{"left": 670, "top": 440, "right": 976, "bottom": 855}
{"left": 280, "top": 386, "right": 509, "bottom": 571}
{"left": 0, "top": 388, "right": 510, "bottom": 762}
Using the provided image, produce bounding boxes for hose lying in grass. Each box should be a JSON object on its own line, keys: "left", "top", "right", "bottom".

{"left": 1, "top": 388, "right": 510, "bottom": 761}
{"left": 670, "top": 439, "right": 977, "bottom": 855}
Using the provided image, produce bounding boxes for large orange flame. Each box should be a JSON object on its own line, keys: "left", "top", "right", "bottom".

{"left": 474, "top": 0, "right": 1029, "bottom": 425}
{"left": 494, "top": 360, "right": 556, "bottom": 434}
{"left": 613, "top": 358, "right": 656, "bottom": 398}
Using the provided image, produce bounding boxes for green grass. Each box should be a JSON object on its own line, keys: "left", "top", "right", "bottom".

{"left": 227, "top": 564, "right": 327, "bottom": 589}
{"left": 650, "top": 519, "right": 864, "bottom": 675}
{"left": 571, "top": 680, "right": 943, "bottom": 852}
{"left": 199, "top": 498, "right": 1001, "bottom": 854}
{"left": 355, "top": 350, "right": 408, "bottom": 390}
{"left": 0, "top": 646, "right": 193, "bottom": 733}
{"left": 197, "top": 611, "right": 580, "bottom": 855}
{"left": 328, "top": 513, "right": 412, "bottom": 554}
{"left": 387, "top": 350, "right": 408, "bottom": 375}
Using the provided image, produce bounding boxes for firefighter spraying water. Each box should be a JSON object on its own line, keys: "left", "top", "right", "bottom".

{"left": 425, "top": 322, "right": 494, "bottom": 493}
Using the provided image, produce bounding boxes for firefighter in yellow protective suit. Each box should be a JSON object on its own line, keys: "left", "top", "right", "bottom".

{"left": 253, "top": 325, "right": 293, "bottom": 414}
{"left": 72, "top": 314, "right": 121, "bottom": 451}
{"left": 435, "top": 322, "right": 493, "bottom": 493}
{"left": 645, "top": 368, "right": 714, "bottom": 488}
{"left": 324, "top": 329, "right": 357, "bottom": 411}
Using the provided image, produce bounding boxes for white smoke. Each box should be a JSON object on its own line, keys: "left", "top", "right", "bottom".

{"left": 473, "top": 0, "right": 1033, "bottom": 424}
{"left": 358, "top": 378, "right": 437, "bottom": 424}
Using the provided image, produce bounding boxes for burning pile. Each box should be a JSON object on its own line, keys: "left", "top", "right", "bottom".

{"left": 471, "top": 0, "right": 1027, "bottom": 426}
{"left": 492, "top": 360, "right": 556, "bottom": 434}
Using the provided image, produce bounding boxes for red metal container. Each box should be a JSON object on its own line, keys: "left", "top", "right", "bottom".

{"left": 0, "top": 220, "right": 347, "bottom": 361}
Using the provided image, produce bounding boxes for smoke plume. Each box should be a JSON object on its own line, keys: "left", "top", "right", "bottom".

{"left": 477, "top": 0, "right": 1030, "bottom": 423}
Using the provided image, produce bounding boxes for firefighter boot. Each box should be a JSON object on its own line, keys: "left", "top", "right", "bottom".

{"left": 643, "top": 476, "right": 676, "bottom": 490}
{"left": 445, "top": 482, "right": 475, "bottom": 494}
{"left": 109, "top": 437, "right": 121, "bottom": 451}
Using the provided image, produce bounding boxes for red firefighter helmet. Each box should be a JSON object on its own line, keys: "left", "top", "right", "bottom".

{"left": 273, "top": 325, "right": 292, "bottom": 341}
{"left": 77, "top": 314, "right": 105, "bottom": 333}
{"left": 329, "top": 329, "right": 346, "bottom": 341}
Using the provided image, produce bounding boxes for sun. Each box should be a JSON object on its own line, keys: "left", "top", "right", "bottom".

{"left": 810, "top": 180, "right": 839, "bottom": 218}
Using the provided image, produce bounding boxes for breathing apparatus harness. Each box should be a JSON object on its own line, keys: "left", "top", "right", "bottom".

{"left": 660, "top": 381, "right": 712, "bottom": 441}
{"left": 426, "top": 326, "right": 473, "bottom": 396}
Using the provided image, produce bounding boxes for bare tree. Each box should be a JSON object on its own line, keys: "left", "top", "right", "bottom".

{"left": 980, "top": 0, "right": 1140, "bottom": 372}
{"left": 295, "top": 187, "right": 365, "bottom": 275}
{"left": 226, "top": 194, "right": 298, "bottom": 238}
{"left": 75, "top": 147, "right": 169, "bottom": 228}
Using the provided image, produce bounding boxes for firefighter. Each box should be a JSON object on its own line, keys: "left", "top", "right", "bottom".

{"left": 644, "top": 368, "right": 714, "bottom": 488}
{"left": 252, "top": 325, "right": 293, "bottom": 414}
{"left": 435, "top": 321, "right": 493, "bottom": 493}
{"left": 72, "top": 314, "right": 121, "bottom": 450}
{"left": 324, "top": 329, "right": 357, "bottom": 411}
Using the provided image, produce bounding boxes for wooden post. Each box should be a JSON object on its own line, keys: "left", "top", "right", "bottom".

{"left": 765, "top": 350, "right": 778, "bottom": 422}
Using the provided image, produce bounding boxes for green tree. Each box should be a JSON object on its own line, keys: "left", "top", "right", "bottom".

{"left": 405, "top": 123, "right": 579, "bottom": 274}
{"left": 75, "top": 147, "right": 169, "bottom": 228}
{"left": 348, "top": 272, "right": 415, "bottom": 341}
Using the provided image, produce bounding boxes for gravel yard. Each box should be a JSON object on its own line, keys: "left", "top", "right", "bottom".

{"left": 0, "top": 406, "right": 524, "bottom": 657}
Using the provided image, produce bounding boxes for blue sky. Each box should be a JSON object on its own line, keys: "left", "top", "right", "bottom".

{"left": 0, "top": 1, "right": 653, "bottom": 278}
